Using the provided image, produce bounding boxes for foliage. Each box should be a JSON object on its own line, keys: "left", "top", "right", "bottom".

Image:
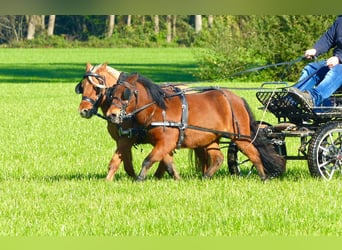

{"left": 1, "top": 15, "right": 198, "bottom": 48}
{"left": 2, "top": 15, "right": 339, "bottom": 82}
{"left": 194, "top": 15, "right": 336, "bottom": 82}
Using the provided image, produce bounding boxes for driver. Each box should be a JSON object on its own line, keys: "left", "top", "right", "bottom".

{"left": 289, "top": 15, "right": 342, "bottom": 107}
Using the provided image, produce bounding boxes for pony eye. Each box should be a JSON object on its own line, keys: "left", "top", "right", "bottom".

{"left": 123, "top": 88, "right": 132, "bottom": 100}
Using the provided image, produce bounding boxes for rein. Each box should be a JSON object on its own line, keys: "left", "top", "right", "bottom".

{"left": 121, "top": 102, "right": 156, "bottom": 120}
{"left": 95, "top": 112, "right": 109, "bottom": 121}
{"left": 230, "top": 56, "right": 305, "bottom": 77}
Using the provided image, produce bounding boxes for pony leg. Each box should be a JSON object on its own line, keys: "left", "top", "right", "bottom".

{"left": 203, "top": 143, "right": 224, "bottom": 178}
{"left": 106, "top": 151, "right": 123, "bottom": 181}
{"left": 137, "top": 145, "right": 178, "bottom": 181}
{"left": 154, "top": 152, "right": 173, "bottom": 179}
{"left": 106, "top": 144, "right": 136, "bottom": 181}
{"left": 153, "top": 152, "right": 181, "bottom": 180}
{"left": 234, "top": 140, "right": 267, "bottom": 180}
{"left": 136, "top": 155, "right": 156, "bottom": 181}
{"left": 161, "top": 154, "right": 181, "bottom": 180}
{"left": 153, "top": 162, "right": 167, "bottom": 179}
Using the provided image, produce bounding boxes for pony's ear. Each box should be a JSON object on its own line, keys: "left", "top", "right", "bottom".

{"left": 100, "top": 63, "right": 108, "bottom": 70}
{"left": 127, "top": 73, "right": 139, "bottom": 85}
{"left": 86, "top": 63, "right": 92, "bottom": 72}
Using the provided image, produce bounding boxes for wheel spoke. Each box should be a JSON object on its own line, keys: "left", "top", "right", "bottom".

{"left": 308, "top": 123, "right": 342, "bottom": 180}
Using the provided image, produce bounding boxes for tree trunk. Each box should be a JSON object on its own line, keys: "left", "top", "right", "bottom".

{"left": 172, "top": 15, "right": 177, "bottom": 38}
{"left": 195, "top": 15, "right": 202, "bottom": 33}
{"left": 166, "top": 15, "right": 172, "bottom": 42}
{"left": 127, "top": 15, "right": 131, "bottom": 26}
{"left": 154, "top": 15, "right": 159, "bottom": 34}
{"left": 107, "top": 15, "right": 115, "bottom": 37}
{"left": 208, "top": 15, "right": 214, "bottom": 28}
{"left": 27, "top": 15, "right": 44, "bottom": 40}
{"left": 27, "top": 15, "right": 36, "bottom": 40}
{"left": 9, "top": 16, "right": 19, "bottom": 41}
{"left": 41, "top": 15, "right": 45, "bottom": 30}
{"left": 47, "top": 15, "right": 56, "bottom": 36}
{"left": 141, "top": 15, "right": 145, "bottom": 27}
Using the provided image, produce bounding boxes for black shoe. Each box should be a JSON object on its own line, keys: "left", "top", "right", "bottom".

{"left": 288, "top": 87, "right": 314, "bottom": 108}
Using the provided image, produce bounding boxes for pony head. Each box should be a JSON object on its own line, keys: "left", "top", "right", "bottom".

{"left": 106, "top": 73, "right": 140, "bottom": 124}
{"left": 75, "top": 63, "right": 121, "bottom": 119}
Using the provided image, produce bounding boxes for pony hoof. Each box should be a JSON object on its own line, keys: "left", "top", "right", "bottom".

{"left": 202, "top": 174, "right": 212, "bottom": 180}
{"left": 136, "top": 176, "right": 145, "bottom": 182}
{"left": 261, "top": 176, "right": 269, "bottom": 182}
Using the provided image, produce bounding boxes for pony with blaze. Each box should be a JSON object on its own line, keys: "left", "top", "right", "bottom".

{"left": 75, "top": 63, "right": 208, "bottom": 180}
{"left": 106, "top": 72, "right": 286, "bottom": 181}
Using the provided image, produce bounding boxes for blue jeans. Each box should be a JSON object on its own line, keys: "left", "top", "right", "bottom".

{"left": 294, "top": 60, "right": 342, "bottom": 106}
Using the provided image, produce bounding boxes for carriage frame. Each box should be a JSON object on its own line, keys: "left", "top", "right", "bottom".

{"left": 228, "top": 82, "right": 342, "bottom": 181}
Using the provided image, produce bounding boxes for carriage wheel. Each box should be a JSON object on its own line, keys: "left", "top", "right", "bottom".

{"left": 227, "top": 121, "right": 287, "bottom": 176}
{"left": 307, "top": 121, "right": 342, "bottom": 180}
{"left": 227, "top": 140, "right": 286, "bottom": 176}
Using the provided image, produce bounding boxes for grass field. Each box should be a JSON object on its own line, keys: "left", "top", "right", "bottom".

{"left": 1, "top": 48, "right": 342, "bottom": 236}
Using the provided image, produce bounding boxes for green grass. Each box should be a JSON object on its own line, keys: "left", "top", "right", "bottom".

{"left": 1, "top": 48, "right": 342, "bottom": 236}
{"left": 0, "top": 48, "right": 198, "bottom": 83}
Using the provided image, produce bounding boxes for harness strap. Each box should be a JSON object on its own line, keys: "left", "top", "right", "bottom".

{"left": 177, "top": 91, "right": 188, "bottom": 148}
{"left": 217, "top": 89, "right": 241, "bottom": 139}
{"left": 149, "top": 122, "right": 251, "bottom": 141}
{"left": 149, "top": 89, "right": 188, "bottom": 149}
{"left": 187, "top": 125, "right": 250, "bottom": 140}
{"left": 81, "top": 94, "right": 104, "bottom": 117}
{"left": 82, "top": 95, "right": 96, "bottom": 105}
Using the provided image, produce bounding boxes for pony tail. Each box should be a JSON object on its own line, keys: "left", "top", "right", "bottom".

{"left": 188, "top": 148, "right": 208, "bottom": 175}
{"left": 243, "top": 99, "right": 286, "bottom": 177}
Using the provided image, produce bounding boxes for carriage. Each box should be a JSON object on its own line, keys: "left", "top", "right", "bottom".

{"left": 227, "top": 83, "right": 342, "bottom": 181}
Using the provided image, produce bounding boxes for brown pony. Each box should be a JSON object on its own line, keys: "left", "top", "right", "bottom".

{"left": 106, "top": 72, "right": 286, "bottom": 181}
{"left": 75, "top": 63, "right": 208, "bottom": 180}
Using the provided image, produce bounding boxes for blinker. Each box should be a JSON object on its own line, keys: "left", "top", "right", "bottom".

{"left": 75, "top": 81, "right": 83, "bottom": 94}
{"left": 123, "top": 88, "right": 132, "bottom": 100}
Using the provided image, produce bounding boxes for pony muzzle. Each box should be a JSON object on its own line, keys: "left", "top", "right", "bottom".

{"left": 79, "top": 107, "right": 96, "bottom": 119}
{"left": 106, "top": 109, "right": 123, "bottom": 124}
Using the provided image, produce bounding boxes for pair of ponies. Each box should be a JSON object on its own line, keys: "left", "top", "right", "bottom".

{"left": 76, "top": 63, "right": 286, "bottom": 181}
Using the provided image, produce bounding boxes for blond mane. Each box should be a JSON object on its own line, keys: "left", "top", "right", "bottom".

{"left": 92, "top": 64, "right": 121, "bottom": 80}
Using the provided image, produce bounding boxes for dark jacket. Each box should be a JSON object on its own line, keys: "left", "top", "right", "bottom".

{"left": 314, "top": 16, "right": 342, "bottom": 62}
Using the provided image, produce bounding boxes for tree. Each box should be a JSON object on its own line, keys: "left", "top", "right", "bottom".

{"left": 195, "top": 15, "right": 202, "bottom": 33}
{"left": 107, "top": 15, "right": 115, "bottom": 37}
{"left": 47, "top": 15, "right": 56, "bottom": 36}
{"left": 166, "top": 15, "right": 172, "bottom": 42}
{"left": 0, "top": 16, "right": 24, "bottom": 42}
{"left": 208, "top": 15, "right": 213, "bottom": 28}
{"left": 126, "top": 15, "right": 131, "bottom": 26}
{"left": 154, "top": 15, "right": 159, "bottom": 34}
{"left": 26, "top": 15, "right": 44, "bottom": 40}
{"left": 172, "top": 15, "right": 177, "bottom": 38}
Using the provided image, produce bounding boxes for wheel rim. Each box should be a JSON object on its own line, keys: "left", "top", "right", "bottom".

{"left": 316, "top": 128, "right": 342, "bottom": 180}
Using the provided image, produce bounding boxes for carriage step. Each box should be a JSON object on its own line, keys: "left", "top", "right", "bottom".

{"left": 270, "top": 122, "right": 297, "bottom": 132}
